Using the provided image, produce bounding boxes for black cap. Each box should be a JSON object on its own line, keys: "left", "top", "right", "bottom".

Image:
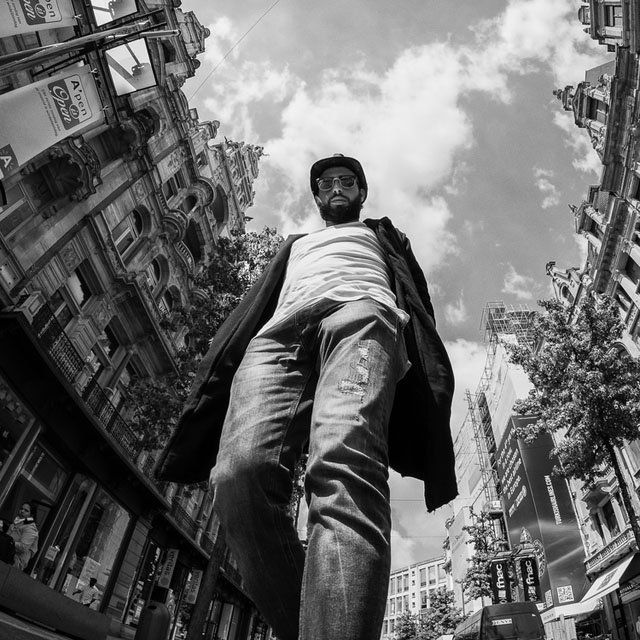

{"left": 310, "top": 153, "right": 368, "bottom": 199}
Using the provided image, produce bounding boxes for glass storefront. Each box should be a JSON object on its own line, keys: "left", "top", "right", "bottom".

{"left": 124, "top": 539, "right": 162, "bottom": 626}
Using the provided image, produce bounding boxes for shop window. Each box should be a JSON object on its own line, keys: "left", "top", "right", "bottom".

{"left": 605, "top": 4, "right": 623, "bottom": 28}
{"left": 113, "top": 209, "right": 144, "bottom": 256}
{"left": 0, "top": 442, "right": 69, "bottom": 571}
{"left": 124, "top": 539, "right": 161, "bottom": 626}
{"left": 0, "top": 400, "right": 33, "bottom": 477}
{"left": 59, "top": 487, "right": 131, "bottom": 604}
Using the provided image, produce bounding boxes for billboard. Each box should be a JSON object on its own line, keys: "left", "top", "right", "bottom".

{"left": 0, "top": 0, "right": 76, "bottom": 37}
{"left": 89, "top": 0, "right": 137, "bottom": 26}
{"left": 490, "top": 558, "right": 513, "bottom": 604}
{"left": 104, "top": 40, "right": 158, "bottom": 96}
{"left": 495, "top": 416, "right": 587, "bottom": 611}
{"left": 0, "top": 65, "right": 104, "bottom": 179}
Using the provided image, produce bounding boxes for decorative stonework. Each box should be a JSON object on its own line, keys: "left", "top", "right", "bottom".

{"left": 48, "top": 136, "right": 102, "bottom": 202}
{"left": 162, "top": 209, "right": 188, "bottom": 241}
{"left": 60, "top": 243, "right": 83, "bottom": 274}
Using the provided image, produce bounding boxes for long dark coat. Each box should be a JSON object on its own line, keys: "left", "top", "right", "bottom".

{"left": 156, "top": 217, "right": 457, "bottom": 512}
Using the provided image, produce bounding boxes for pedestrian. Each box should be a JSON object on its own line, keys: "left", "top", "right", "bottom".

{"left": 7, "top": 502, "right": 38, "bottom": 571}
{"left": 73, "top": 577, "right": 100, "bottom": 608}
{"left": 158, "top": 153, "right": 457, "bottom": 640}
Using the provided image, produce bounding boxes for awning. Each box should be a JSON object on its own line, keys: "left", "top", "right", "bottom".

{"left": 540, "top": 599, "right": 602, "bottom": 623}
{"left": 580, "top": 554, "right": 640, "bottom": 605}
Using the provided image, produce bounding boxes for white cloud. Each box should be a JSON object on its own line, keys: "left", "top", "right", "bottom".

{"left": 553, "top": 111, "right": 603, "bottom": 176}
{"left": 502, "top": 264, "right": 538, "bottom": 300}
{"left": 445, "top": 293, "right": 469, "bottom": 326}
{"left": 534, "top": 167, "right": 561, "bottom": 209}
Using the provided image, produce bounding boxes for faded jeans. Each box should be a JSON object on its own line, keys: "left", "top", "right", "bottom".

{"left": 210, "top": 298, "right": 410, "bottom": 640}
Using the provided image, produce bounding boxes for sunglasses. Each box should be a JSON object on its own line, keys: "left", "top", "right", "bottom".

{"left": 316, "top": 175, "right": 358, "bottom": 191}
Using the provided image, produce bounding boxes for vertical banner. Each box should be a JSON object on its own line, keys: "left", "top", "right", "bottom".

{"left": 0, "top": 0, "right": 76, "bottom": 37}
{"left": 520, "top": 557, "right": 541, "bottom": 602}
{"left": 0, "top": 65, "right": 104, "bottom": 180}
{"left": 185, "top": 569, "right": 203, "bottom": 604}
{"left": 157, "top": 548, "right": 179, "bottom": 589}
{"left": 490, "top": 559, "right": 513, "bottom": 604}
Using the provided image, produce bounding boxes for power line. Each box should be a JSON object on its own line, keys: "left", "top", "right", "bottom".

{"left": 188, "top": 0, "right": 284, "bottom": 100}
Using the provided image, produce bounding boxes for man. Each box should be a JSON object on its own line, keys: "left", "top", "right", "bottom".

{"left": 7, "top": 502, "right": 38, "bottom": 571}
{"left": 157, "top": 154, "right": 456, "bottom": 640}
{"left": 73, "top": 577, "right": 100, "bottom": 608}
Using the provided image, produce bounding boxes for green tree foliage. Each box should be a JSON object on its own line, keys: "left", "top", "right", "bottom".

{"left": 459, "top": 507, "right": 499, "bottom": 602}
{"left": 506, "top": 296, "right": 640, "bottom": 548}
{"left": 416, "top": 588, "right": 465, "bottom": 640}
{"left": 126, "top": 227, "right": 284, "bottom": 450}
{"left": 395, "top": 610, "right": 419, "bottom": 640}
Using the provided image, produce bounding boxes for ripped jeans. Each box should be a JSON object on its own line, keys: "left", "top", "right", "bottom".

{"left": 210, "top": 298, "right": 410, "bottom": 640}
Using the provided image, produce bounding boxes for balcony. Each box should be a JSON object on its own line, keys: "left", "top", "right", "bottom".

{"left": 585, "top": 526, "right": 637, "bottom": 574}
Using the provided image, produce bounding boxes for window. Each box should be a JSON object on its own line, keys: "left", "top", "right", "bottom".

{"left": 624, "top": 256, "right": 640, "bottom": 285}
{"left": 383, "top": 621, "right": 388, "bottom": 635}
{"left": 390, "top": 599, "right": 395, "bottom": 615}
{"left": 403, "top": 574, "right": 409, "bottom": 591}
{"left": 420, "top": 567, "right": 426, "bottom": 586}
{"left": 49, "top": 287, "right": 73, "bottom": 328}
{"left": 438, "top": 563, "right": 447, "bottom": 582}
{"left": 605, "top": 4, "right": 623, "bottom": 28}
{"left": 587, "top": 98, "right": 608, "bottom": 124}
{"left": 196, "top": 151, "right": 207, "bottom": 168}
{"left": 390, "top": 579, "right": 395, "bottom": 596}
{"left": 428, "top": 566, "right": 436, "bottom": 586}
{"left": 601, "top": 499, "right": 620, "bottom": 537}
{"left": 162, "top": 172, "right": 185, "bottom": 201}
{"left": 403, "top": 595, "right": 409, "bottom": 611}
{"left": 113, "top": 209, "right": 143, "bottom": 256}
{"left": 623, "top": 440, "right": 640, "bottom": 475}
{"left": 68, "top": 260, "right": 99, "bottom": 308}
{"left": 421, "top": 590, "right": 428, "bottom": 610}
{"left": 158, "top": 290, "right": 174, "bottom": 316}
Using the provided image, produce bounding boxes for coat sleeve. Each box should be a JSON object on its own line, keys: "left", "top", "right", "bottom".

{"left": 398, "top": 232, "right": 435, "bottom": 323}
{"left": 14, "top": 524, "right": 38, "bottom": 553}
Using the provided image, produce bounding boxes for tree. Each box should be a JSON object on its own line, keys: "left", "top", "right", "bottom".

{"left": 126, "top": 227, "right": 284, "bottom": 450}
{"left": 459, "top": 506, "right": 499, "bottom": 603}
{"left": 506, "top": 296, "right": 640, "bottom": 549}
{"left": 416, "top": 588, "right": 465, "bottom": 640}
{"left": 395, "top": 609, "right": 419, "bottom": 640}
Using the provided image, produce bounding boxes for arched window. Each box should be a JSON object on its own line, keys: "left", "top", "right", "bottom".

{"left": 113, "top": 209, "right": 144, "bottom": 255}
{"left": 158, "top": 289, "right": 174, "bottom": 316}
{"left": 145, "top": 255, "right": 169, "bottom": 298}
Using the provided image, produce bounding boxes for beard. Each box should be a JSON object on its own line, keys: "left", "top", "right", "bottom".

{"left": 318, "top": 197, "right": 363, "bottom": 224}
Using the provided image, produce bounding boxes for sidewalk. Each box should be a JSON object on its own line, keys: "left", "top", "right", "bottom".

{"left": 0, "top": 610, "right": 123, "bottom": 640}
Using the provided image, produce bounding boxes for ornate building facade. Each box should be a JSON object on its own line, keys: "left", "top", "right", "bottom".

{"left": 0, "top": 2, "right": 268, "bottom": 640}
{"left": 545, "top": 6, "right": 640, "bottom": 640}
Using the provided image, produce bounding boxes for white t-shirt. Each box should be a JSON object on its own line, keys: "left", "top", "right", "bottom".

{"left": 256, "top": 221, "right": 409, "bottom": 336}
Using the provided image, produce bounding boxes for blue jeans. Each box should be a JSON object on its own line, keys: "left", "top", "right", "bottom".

{"left": 210, "top": 298, "right": 410, "bottom": 640}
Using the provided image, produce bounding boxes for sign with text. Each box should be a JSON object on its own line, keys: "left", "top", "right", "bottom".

{"left": 157, "top": 548, "right": 179, "bottom": 588}
{"left": 0, "top": 65, "right": 103, "bottom": 179}
{"left": 89, "top": 0, "right": 137, "bottom": 26}
{"left": 0, "top": 0, "right": 76, "bottom": 37}
{"left": 495, "top": 416, "right": 587, "bottom": 610}
{"left": 185, "top": 569, "right": 203, "bottom": 604}
{"left": 520, "top": 557, "right": 541, "bottom": 602}
{"left": 490, "top": 559, "right": 513, "bottom": 604}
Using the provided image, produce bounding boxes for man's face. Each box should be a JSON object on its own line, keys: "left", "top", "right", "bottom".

{"left": 19, "top": 504, "right": 30, "bottom": 518}
{"left": 314, "top": 166, "right": 366, "bottom": 226}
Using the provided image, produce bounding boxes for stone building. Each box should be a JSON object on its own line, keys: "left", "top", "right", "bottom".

{"left": 543, "top": 6, "right": 640, "bottom": 640}
{"left": 0, "top": 2, "right": 268, "bottom": 640}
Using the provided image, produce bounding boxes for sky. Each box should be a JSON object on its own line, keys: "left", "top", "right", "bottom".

{"left": 180, "top": 0, "right": 611, "bottom": 570}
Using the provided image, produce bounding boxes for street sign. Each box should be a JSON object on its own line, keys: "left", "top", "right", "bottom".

{"left": 157, "top": 548, "right": 179, "bottom": 588}
{"left": 185, "top": 569, "right": 203, "bottom": 604}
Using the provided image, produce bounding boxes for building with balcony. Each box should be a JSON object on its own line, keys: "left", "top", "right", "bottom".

{"left": 0, "top": 2, "right": 267, "bottom": 640}
{"left": 380, "top": 555, "right": 451, "bottom": 639}
{"left": 547, "top": 9, "right": 640, "bottom": 640}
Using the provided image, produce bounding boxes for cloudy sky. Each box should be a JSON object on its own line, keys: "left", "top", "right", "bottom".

{"left": 181, "top": 0, "right": 609, "bottom": 570}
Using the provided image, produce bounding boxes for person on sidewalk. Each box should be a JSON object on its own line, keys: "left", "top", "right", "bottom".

{"left": 73, "top": 577, "right": 100, "bottom": 608}
{"left": 157, "top": 153, "right": 457, "bottom": 640}
{"left": 7, "top": 502, "right": 38, "bottom": 571}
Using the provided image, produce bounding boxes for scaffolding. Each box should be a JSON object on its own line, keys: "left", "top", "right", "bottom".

{"left": 466, "top": 302, "right": 536, "bottom": 510}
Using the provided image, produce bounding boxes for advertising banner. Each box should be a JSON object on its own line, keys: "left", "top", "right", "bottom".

{"left": 520, "top": 556, "right": 541, "bottom": 602}
{"left": 490, "top": 559, "right": 513, "bottom": 604}
{"left": 0, "top": 65, "right": 104, "bottom": 180}
{"left": 157, "top": 548, "right": 179, "bottom": 588}
{"left": 495, "top": 416, "right": 587, "bottom": 610}
{"left": 0, "top": 0, "right": 76, "bottom": 37}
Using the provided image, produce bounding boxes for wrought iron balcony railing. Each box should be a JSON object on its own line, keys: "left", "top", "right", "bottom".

{"left": 31, "top": 303, "right": 154, "bottom": 476}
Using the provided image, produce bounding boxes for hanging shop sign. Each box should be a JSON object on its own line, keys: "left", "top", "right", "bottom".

{"left": 520, "top": 556, "right": 541, "bottom": 602}
{"left": 89, "top": 0, "right": 137, "bottom": 26}
{"left": 157, "top": 548, "right": 179, "bottom": 589}
{"left": 490, "top": 559, "right": 513, "bottom": 604}
{"left": 185, "top": 569, "right": 203, "bottom": 605}
{"left": 0, "top": 0, "right": 76, "bottom": 37}
{"left": 0, "top": 65, "right": 104, "bottom": 180}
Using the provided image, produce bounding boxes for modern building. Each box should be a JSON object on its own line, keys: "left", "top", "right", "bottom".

{"left": 380, "top": 555, "right": 452, "bottom": 639}
{"left": 0, "top": 2, "right": 268, "bottom": 640}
